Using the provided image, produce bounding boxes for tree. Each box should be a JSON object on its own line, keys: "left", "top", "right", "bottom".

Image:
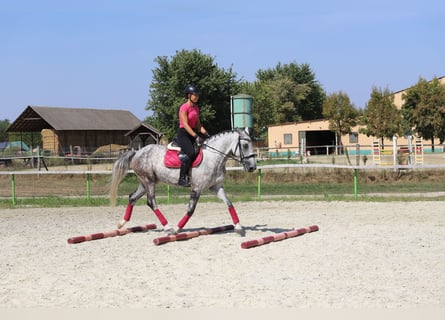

{"left": 401, "top": 77, "right": 445, "bottom": 151}
{"left": 322, "top": 91, "right": 358, "bottom": 153}
{"left": 254, "top": 62, "right": 325, "bottom": 122}
{"left": 1, "top": 119, "right": 42, "bottom": 148}
{"left": 360, "top": 86, "right": 402, "bottom": 147}
{"left": 239, "top": 80, "right": 273, "bottom": 141}
{"left": 8, "top": 132, "right": 42, "bottom": 148}
{"left": 146, "top": 49, "right": 241, "bottom": 140}
{"left": 0, "top": 119, "right": 10, "bottom": 141}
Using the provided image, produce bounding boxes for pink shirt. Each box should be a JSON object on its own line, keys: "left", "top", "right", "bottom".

{"left": 179, "top": 102, "right": 199, "bottom": 128}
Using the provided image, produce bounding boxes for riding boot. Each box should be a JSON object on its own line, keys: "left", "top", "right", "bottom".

{"left": 178, "top": 156, "right": 191, "bottom": 187}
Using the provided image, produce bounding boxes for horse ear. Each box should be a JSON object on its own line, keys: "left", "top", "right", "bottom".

{"left": 244, "top": 127, "right": 250, "bottom": 136}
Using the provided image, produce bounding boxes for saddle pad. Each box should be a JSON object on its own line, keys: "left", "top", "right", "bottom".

{"left": 164, "top": 149, "right": 203, "bottom": 168}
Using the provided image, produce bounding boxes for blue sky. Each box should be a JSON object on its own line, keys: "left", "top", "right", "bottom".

{"left": 1, "top": 0, "right": 444, "bottom": 123}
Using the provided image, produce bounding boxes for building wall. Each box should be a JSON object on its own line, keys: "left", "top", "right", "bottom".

{"left": 268, "top": 76, "right": 445, "bottom": 155}
{"left": 41, "top": 129, "right": 131, "bottom": 155}
{"left": 393, "top": 76, "right": 445, "bottom": 108}
{"left": 268, "top": 120, "right": 435, "bottom": 156}
{"left": 269, "top": 120, "right": 399, "bottom": 150}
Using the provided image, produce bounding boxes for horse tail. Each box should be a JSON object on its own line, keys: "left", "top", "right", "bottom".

{"left": 110, "top": 150, "right": 136, "bottom": 206}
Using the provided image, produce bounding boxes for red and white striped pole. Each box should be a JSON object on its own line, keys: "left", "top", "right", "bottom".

{"left": 241, "top": 225, "right": 319, "bottom": 249}
{"left": 153, "top": 224, "right": 234, "bottom": 246}
{"left": 67, "top": 224, "right": 157, "bottom": 244}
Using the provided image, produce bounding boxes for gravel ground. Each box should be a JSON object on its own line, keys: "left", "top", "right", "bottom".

{"left": 0, "top": 201, "right": 444, "bottom": 309}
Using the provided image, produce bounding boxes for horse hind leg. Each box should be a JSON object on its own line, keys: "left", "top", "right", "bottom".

{"left": 144, "top": 182, "right": 174, "bottom": 233}
{"left": 117, "top": 183, "right": 146, "bottom": 229}
{"left": 211, "top": 186, "right": 245, "bottom": 236}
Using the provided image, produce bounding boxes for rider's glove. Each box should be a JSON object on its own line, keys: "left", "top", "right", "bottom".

{"left": 195, "top": 135, "right": 205, "bottom": 146}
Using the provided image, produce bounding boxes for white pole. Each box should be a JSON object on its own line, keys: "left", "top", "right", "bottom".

{"left": 393, "top": 136, "right": 398, "bottom": 170}
{"left": 407, "top": 135, "right": 413, "bottom": 165}
{"left": 230, "top": 96, "right": 234, "bottom": 130}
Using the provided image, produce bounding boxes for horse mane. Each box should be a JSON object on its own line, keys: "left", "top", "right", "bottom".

{"left": 206, "top": 129, "right": 238, "bottom": 143}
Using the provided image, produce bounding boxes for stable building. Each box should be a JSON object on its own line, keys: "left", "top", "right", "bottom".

{"left": 268, "top": 76, "right": 445, "bottom": 157}
{"left": 7, "top": 106, "right": 163, "bottom": 155}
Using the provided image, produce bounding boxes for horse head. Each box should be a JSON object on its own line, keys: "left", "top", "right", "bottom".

{"left": 235, "top": 127, "right": 257, "bottom": 172}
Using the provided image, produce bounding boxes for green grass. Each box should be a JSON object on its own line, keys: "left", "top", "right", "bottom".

{"left": 1, "top": 167, "right": 445, "bottom": 208}
{"left": 2, "top": 179, "right": 444, "bottom": 208}
{"left": 1, "top": 192, "right": 444, "bottom": 209}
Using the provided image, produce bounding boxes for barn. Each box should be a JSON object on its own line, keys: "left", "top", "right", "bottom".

{"left": 6, "top": 106, "right": 163, "bottom": 155}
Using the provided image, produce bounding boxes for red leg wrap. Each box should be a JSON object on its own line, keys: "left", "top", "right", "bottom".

{"left": 154, "top": 209, "right": 168, "bottom": 226}
{"left": 228, "top": 205, "right": 239, "bottom": 224}
{"left": 178, "top": 214, "right": 191, "bottom": 229}
{"left": 123, "top": 204, "right": 134, "bottom": 221}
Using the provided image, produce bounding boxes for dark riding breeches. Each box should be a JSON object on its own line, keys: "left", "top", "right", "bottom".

{"left": 176, "top": 128, "right": 196, "bottom": 160}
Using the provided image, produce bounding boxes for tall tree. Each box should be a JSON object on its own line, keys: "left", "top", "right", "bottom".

{"left": 254, "top": 62, "right": 325, "bottom": 122}
{"left": 322, "top": 91, "right": 358, "bottom": 152}
{"left": 146, "top": 49, "right": 241, "bottom": 140}
{"left": 360, "top": 86, "right": 402, "bottom": 146}
{"left": 0, "top": 119, "right": 10, "bottom": 141}
{"left": 401, "top": 77, "right": 445, "bottom": 151}
{"left": 239, "top": 80, "right": 273, "bottom": 141}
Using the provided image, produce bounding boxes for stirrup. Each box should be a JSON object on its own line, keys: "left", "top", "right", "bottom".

{"left": 178, "top": 176, "right": 191, "bottom": 187}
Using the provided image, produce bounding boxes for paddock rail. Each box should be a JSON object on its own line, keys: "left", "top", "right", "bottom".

{"left": 2, "top": 163, "right": 445, "bottom": 205}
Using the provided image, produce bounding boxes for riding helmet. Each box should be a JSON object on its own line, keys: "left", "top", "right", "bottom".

{"left": 184, "top": 85, "right": 200, "bottom": 97}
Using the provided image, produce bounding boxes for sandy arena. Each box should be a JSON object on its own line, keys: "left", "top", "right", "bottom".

{"left": 0, "top": 200, "right": 444, "bottom": 308}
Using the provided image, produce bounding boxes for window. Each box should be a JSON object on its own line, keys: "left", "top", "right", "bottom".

{"left": 283, "top": 133, "right": 292, "bottom": 145}
{"left": 349, "top": 132, "right": 358, "bottom": 144}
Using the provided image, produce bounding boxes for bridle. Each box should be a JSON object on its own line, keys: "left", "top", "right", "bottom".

{"left": 203, "top": 134, "right": 255, "bottom": 165}
{"left": 234, "top": 136, "right": 256, "bottom": 164}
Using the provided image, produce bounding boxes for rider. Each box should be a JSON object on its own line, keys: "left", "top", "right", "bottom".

{"left": 176, "top": 85, "right": 210, "bottom": 187}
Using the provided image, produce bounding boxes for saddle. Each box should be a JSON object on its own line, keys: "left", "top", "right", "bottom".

{"left": 164, "top": 139, "right": 203, "bottom": 168}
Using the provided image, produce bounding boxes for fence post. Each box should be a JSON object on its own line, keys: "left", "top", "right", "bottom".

{"left": 86, "top": 172, "right": 91, "bottom": 203}
{"left": 393, "top": 136, "right": 398, "bottom": 171}
{"left": 257, "top": 168, "right": 262, "bottom": 200}
{"left": 11, "top": 173, "right": 16, "bottom": 206}
{"left": 356, "top": 144, "right": 360, "bottom": 166}
{"left": 167, "top": 185, "right": 171, "bottom": 204}
{"left": 37, "top": 146, "right": 40, "bottom": 171}
{"left": 353, "top": 169, "right": 358, "bottom": 200}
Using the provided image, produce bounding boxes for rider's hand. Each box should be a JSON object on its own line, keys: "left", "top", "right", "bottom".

{"left": 195, "top": 136, "right": 205, "bottom": 146}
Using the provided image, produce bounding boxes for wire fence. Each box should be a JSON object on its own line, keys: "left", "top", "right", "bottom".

{"left": 2, "top": 161, "right": 445, "bottom": 206}
{"left": 2, "top": 140, "right": 445, "bottom": 170}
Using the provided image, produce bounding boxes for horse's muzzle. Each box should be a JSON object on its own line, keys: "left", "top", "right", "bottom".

{"left": 243, "top": 157, "right": 257, "bottom": 172}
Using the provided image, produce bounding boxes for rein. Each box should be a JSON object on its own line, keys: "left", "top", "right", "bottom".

{"left": 203, "top": 143, "right": 240, "bottom": 163}
{"left": 203, "top": 136, "right": 255, "bottom": 164}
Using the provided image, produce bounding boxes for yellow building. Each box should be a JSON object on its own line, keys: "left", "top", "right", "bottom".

{"left": 267, "top": 76, "right": 445, "bottom": 157}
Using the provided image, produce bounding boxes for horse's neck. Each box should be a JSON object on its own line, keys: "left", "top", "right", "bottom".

{"left": 208, "top": 132, "right": 237, "bottom": 155}
{"left": 213, "top": 132, "right": 238, "bottom": 149}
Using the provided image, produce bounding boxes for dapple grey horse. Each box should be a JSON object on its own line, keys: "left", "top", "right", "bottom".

{"left": 109, "top": 128, "right": 257, "bottom": 235}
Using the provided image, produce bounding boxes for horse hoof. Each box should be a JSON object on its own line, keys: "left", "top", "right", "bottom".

{"left": 117, "top": 219, "right": 127, "bottom": 229}
{"left": 163, "top": 225, "right": 178, "bottom": 235}
{"left": 234, "top": 224, "right": 245, "bottom": 237}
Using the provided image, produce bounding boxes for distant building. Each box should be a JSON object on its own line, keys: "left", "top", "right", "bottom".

{"left": 7, "top": 106, "right": 162, "bottom": 155}
{"left": 267, "top": 76, "right": 445, "bottom": 156}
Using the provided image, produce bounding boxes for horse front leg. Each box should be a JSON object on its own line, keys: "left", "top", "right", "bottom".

{"left": 211, "top": 186, "right": 245, "bottom": 236}
{"left": 118, "top": 183, "right": 146, "bottom": 229}
{"left": 175, "top": 190, "right": 201, "bottom": 234}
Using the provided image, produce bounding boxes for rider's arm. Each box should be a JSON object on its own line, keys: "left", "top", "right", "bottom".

{"left": 195, "top": 118, "right": 209, "bottom": 137}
